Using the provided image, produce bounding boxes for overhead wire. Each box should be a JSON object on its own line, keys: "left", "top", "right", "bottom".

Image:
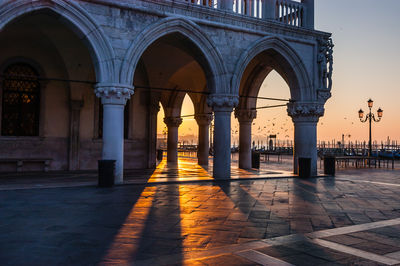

{"left": 173, "top": 103, "right": 288, "bottom": 120}
{"left": 0, "top": 74, "right": 96, "bottom": 85}
{"left": 253, "top": 104, "right": 288, "bottom": 110}
{"left": 135, "top": 85, "right": 293, "bottom": 102}
{"left": 135, "top": 85, "right": 208, "bottom": 95}
{"left": 0, "top": 74, "right": 294, "bottom": 102}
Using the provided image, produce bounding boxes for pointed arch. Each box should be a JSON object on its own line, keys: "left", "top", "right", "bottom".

{"left": 232, "top": 36, "right": 313, "bottom": 101}
{"left": 120, "top": 17, "right": 228, "bottom": 94}
{"left": 0, "top": 0, "right": 116, "bottom": 82}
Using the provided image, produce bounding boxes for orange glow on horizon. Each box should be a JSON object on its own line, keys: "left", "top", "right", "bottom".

{"left": 158, "top": 69, "right": 400, "bottom": 145}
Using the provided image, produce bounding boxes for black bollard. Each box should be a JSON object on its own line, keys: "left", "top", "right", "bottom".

{"left": 98, "top": 160, "right": 116, "bottom": 187}
{"left": 298, "top": 157, "right": 311, "bottom": 178}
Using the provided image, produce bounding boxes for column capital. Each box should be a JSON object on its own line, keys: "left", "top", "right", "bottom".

{"left": 70, "top": 100, "right": 83, "bottom": 110}
{"left": 95, "top": 83, "right": 134, "bottom": 105}
{"left": 149, "top": 97, "right": 160, "bottom": 114}
{"left": 207, "top": 94, "right": 239, "bottom": 112}
{"left": 164, "top": 117, "right": 183, "bottom": 128}
{"left": 195, "top": 114, "right": 213, "bottom": 126}
{"left": 234, "top": 108, "right": 257, "bottom": 123}
{"left": 287, "top": 102, "right": 324, "bottom": 123}
{"left": 150, "top": 103, "right": 160, "bottom": 114}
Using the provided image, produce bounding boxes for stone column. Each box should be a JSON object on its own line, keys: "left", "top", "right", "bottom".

{"left": 263, "top": 0, "right": 277, "bottom": 19}
{"left": 235, "top": 109, "right": 257, "bottom": 169}
{"left": 148, "top": 97, "right": 160, "bottom": 168}
{"left": 164, "top": 117, "right": 183, "bottom": 163}
{"left": 301, "top": 0, "right": 314, "bottom": 29}
{"left": 95, "top": 84, "right": 134, "bottom": 184}
{"left": 195, "top": 114, "right": 213, "bottom": 165}
{"left": 68, "top": 100, "right": 83, "bottom": 171}
{"left": 207, "top": 95, "right": 239, "bottom": 179}
{"left": 219, "top": 0, "right": 234, "bottom": 11}
{"left": 287, "top": 102, "right": 324, "bottom": 176}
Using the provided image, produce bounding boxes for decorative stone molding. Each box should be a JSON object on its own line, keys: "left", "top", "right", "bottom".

{"left": 317, "top": 37, "right": 334, "bottom": 92}
{"left": 195, "top": 114, "right": 213, "bottom": 126}
{"left": 232, "top": 36, "right": 312, "bottom": 99}
{"left": 149, "top": 103, "right": 160, "bottom": 114}
{"left": 149, "top": 97, "right": 161, "bottom": 114}
{"left": 94, "top": 83, "right": 134, "bottom": 105}
{"left": 164, "top": 117, "right": 183, "bottom": 128}
{"left": 234, "top": 108, "right": 257, "bottom": 123}
{"left": 207, "top": 94, "right": 239, "bottom": 111}
{"left": 0, "top": 0, "right": 116, "bottom": 82}
{"left": 120, "top": 17, "right": 227, "bottom": 93}
{"left": 317, "top": 89, "right": 332, "bottom": 103}
{"left": 287, "top": 102, "right": 324, "bottom": 122}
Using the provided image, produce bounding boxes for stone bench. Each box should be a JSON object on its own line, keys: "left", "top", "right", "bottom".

{"left": 0, "top": 158, "right": 52, "bottom": 172}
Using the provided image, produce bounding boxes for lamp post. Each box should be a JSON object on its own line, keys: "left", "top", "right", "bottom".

{"left": 358, "top": 99, "right": 383, "bottom": 163}
{"left": 209, "top": 120, "right": 214, "bottom": 154}
{"left": 162, "top": 126, "right": 168, "bottom": 149}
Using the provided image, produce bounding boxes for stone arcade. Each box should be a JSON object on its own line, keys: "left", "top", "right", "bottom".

{"left": 0, "top": 0, "right": 333, "bottom": 182}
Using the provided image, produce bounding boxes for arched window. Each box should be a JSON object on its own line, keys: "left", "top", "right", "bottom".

{"left": 1, "top": 63, "right": 40, "bottom": 136}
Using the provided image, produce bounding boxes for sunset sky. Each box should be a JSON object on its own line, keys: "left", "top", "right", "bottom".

{"left": 158, "top": 0, "right": 400, "bottom": 145}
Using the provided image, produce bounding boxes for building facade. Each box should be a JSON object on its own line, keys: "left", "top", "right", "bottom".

{"left": 0, "top": 0, "right": 333, "bottom": 182}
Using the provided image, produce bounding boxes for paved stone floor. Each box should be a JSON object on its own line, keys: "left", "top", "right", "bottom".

{"left": 0, "top": 156, "right": 400, "bottom": 265}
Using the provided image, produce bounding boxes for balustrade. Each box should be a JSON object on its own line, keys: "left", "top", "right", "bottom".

{"left": 275, "top": 0, "right": 305, "bottom": 27}
{"left": 183, "top": 0, "right": 217, "bottom": 8}
{"left": 180, "top": 0, "right": 308, "bottom": 28}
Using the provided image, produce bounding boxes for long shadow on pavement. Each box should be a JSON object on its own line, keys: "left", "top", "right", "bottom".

{"left": 0, "top": 185, "right": 148, "bottom": 265}
{"left": 129, "top": 184, "right": 184, "bottom": 263}
{"left": 216, "top": 178, "right": 344, "bottom": 265}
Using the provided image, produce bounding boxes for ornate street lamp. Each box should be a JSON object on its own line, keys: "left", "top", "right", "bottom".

{"left": 358, "top": 99, "right": 383, "bottom": 162}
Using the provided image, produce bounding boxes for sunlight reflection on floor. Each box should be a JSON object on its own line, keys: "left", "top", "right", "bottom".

{"left": 145, "top": 156, "right": 293, "bottom": 183}
{"left": 101, "top": 156, "right": 295, "bottom": 263}
{"left": 101, "top": 186, "right": 157, "bottom": 263}
{"left": 148, "top": 157, "right": 213, "bottom": 183}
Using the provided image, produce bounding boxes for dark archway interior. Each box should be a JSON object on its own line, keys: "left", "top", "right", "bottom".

{"left": 134, "top": 32, "right": 213, "bottom": 117}
{"left": 0, "top": 10, "right": 98, "bottom": 171}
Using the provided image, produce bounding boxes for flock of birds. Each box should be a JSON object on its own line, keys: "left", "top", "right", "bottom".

{"left": 232, "top": 117, "right": 292, "bottom": 139}
{"left": 231, "top": 115, "right": 357, "bottom": 141}
{"left": 178, "top": 115, "right": 357, "bottom": 144}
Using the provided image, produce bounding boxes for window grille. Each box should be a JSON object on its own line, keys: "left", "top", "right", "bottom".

{"left": 1, "top": 63, "right": 40, "bottom": 136}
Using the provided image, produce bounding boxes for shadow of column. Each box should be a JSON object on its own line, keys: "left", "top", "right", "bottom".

{"left": 131, "top": 184, "right": 184, "bottom": 263}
